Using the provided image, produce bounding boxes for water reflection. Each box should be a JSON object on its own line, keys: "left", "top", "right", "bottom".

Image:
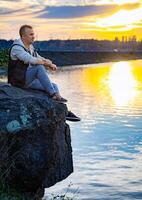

{"left": 1, "top": 60, "right": 142, "bottom": 200}
{"left": 45, "top": 60, "right": 142, "bottom": 200}
{"left": 109, "top": 61, "right": 137, "bottom": 107}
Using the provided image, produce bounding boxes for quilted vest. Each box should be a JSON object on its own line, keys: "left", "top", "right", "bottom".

{"left": 8, "top": 44, "right": 37, "bottom": 87}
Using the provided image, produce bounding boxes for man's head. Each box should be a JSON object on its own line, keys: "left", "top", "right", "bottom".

{"left": 19, "top": 25, "right": 35, "bottom": 45}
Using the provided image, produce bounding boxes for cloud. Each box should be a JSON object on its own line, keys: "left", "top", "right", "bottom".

{"left": 86, "top": 0, "right": 141, "bottom": 5}
{"left": 0, "top": 7, "right": 27, "bottom": 15}
{"left": 35, "top": 2, "right": 141, "bottom": 19}
{"left": 0, "top": 0, "right": 21, "bottom": 1}
{"left": 0, "top": 7, "right": 12, "bottom": 15}
{"left": 25, "top": 0, "right": 142, "bottom": 6}
{"left": 37, "top": 5, "right": 116, "bottom": 19}
{"left": 0, "top": 1, "right": 141, "bottom": 18}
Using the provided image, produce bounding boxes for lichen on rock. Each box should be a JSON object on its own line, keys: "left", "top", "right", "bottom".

{"left": 20, "top": 103, "right": 32, "bottom": 126}
{"left": 6, "top": 120, "right": 21, "bottom": 133}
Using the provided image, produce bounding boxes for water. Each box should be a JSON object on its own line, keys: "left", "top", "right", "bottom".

{"left": 1, "top": 60, "right": 142, "bottom": 199}
{"left": 44, "top": 60, "right": 142, "bottom": 200}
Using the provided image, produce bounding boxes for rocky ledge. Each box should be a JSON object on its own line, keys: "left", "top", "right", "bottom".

{"left": 0, "top": 83, "right": 73, "bottom": 199}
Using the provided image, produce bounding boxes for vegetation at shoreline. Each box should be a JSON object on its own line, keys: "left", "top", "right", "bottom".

{"left": 0, "top": 182, "right": 78, "bottom": 200}
{"left": 0, "top": 188, "right": 77, "bottom": 200}
{"left": 0, "top": 189, "right": 24, "bottom": 200}
{"left": 0, "top": 48, "right": 142, "bottom": 68}
{"left": 0, "top": 49, "right": 9, "bottom": 67}
{"left": 41, "top": 51, "right": 142, "bottom": 66}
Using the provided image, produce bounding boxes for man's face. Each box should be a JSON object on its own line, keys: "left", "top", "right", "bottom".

{"left": 22, "top": 28, "right": 35, "bottom": 44}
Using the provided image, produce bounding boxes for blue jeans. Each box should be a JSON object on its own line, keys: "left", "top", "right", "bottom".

{"left": 25, "top": 65, "right": 59, "bottom": 95}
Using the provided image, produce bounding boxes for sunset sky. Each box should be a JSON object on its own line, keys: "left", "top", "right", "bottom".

{"left": 0, "top": 0, "right": 142, "bottom": 40}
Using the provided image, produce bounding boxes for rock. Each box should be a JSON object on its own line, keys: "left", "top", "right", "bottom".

{"left": 0, "top": 83, "right": 73, "bottom": 199}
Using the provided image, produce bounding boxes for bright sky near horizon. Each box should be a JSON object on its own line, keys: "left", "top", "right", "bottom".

{"left": 0, "top": 0, "right": 142, "bottom": 40}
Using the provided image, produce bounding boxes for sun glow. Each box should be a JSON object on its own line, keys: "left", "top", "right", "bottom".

{"left": 112, "top": 0, "right": 138, "bottom": 5}
{"left": 95, "top": 7, "right": 142, "bottom": 29}
{"left": 108, "top": 62, "right": 137, "bottom": 107}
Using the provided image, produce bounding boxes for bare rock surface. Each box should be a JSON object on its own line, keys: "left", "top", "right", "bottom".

{"left": 0, "top": 83, "right": 73, "bottom": 199}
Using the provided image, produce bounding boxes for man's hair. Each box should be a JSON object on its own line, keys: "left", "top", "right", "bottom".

{"left": 19, "top": 25, "right": 33, "bottom": 37}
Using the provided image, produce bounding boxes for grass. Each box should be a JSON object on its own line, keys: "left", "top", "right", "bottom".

{"left": 44, "top": 183, "right": 79, "bottom": 200}
{"left": 0, "top": 178, "right": 78, "bottom": 200}
{"left": 0, "top": 190, "right": 27, "bottom": 200}
{"left": 0, "top": 182, "right": 78, "bottom": 200}
{"left": 0, "top": 182, "right": 24, "bottom": 200}
{"left": 0, "top": 188, "right": 77, "bottom": 200}
{"left": 0, "top": 136, "right": 27, "bottom": 200}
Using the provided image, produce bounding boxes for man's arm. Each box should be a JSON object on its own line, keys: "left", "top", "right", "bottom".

{"left": 35, "top": 51, "right": 57, "bottom": 70}
{"left": 35, "top": 51, "right": 56, "bottom": 68}
{"left": 11, "top": 45, "right": 47, "bottom": 65}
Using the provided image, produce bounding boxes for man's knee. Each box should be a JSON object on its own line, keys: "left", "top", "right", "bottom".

{"left": 36, "top": 65, "right": 46, "bottom": 73}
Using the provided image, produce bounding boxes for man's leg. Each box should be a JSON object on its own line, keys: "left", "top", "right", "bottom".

{"left": 25, "top": 65, "right": 56, "bottom": 95}
{"left": 52, "top": 83, "right": 59, "bottom": 94}
{"left": 25, "top": 79, "right": 59, "bottom": 94}
{"left": 26, "top": 67, "right": 80, "bottom": 120}
{"left": 26, "top": 79, "right": 45, "bottom": 91}
{"left": 25, "top": 65, "right": 67, "bottom": 102}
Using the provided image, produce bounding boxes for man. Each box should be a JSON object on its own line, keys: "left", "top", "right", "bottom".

{"left": 8, "top": 24, "right": 80, "bottom": 121}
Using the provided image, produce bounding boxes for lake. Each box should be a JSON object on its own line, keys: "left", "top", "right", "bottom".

{"left": 44, "top": 60, "right": 142, "bottom": 200}
{"left": 1, "top": 60, "right": 142, "bottom": 200}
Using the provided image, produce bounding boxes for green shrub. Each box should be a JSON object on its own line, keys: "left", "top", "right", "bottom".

{"left": 0, "top": 49, "right": 9, "bottom": 67}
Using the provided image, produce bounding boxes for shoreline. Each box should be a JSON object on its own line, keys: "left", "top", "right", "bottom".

{"left": 0, "top": 67, "right": 7, "bottom": 76}
{"left": 0, "top": 53, "right": 142, "bottom": 75}
{"left": 38, "top": 51, "right": 142, "bottom": 66}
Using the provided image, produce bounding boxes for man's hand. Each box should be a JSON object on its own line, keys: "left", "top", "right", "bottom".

{"left": 36, "top": 58, "right": 51, "bottom": 65}
{"left": 43, "top": 59, "right": 57, "bottom": 71}
{"left": 43, "top": 59, "right": 52, "bottom": 66}
{"left": 36, "top": 58, "right": 57, "bottom": 71}
{"left": 49, "top": 64, "right": 57, "bottom": 71}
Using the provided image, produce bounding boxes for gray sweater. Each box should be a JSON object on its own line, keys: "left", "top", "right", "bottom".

{"left": 11, "top": 38, "right": 43, "bottom": 66}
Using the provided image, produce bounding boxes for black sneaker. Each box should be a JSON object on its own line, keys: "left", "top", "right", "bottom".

{"left": 50, "top": 93, "right": 68, "bottom": 103}
{"left": 59, "top": 97, "right": 68, "bottom": 103}
{"left": 66, "top": 111, "right": 81, "bottom": 122}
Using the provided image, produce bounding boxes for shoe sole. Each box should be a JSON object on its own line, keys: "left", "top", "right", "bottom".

{"left": 53, "top": 99, "right": 68, "bottom": 103}
{"left": 66, "top": 117, "right": 81, "bottom": 122}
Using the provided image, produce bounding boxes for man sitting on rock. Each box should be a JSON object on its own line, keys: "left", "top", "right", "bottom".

{"left": 8, "top": 24, "right": 80, "bottom": 122}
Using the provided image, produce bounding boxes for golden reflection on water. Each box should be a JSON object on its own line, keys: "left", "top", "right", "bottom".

{"left": 81, "top": 60, "right": 142, "bottom": 111}
{"left": 108, "top": 61, "right": 137, "bottom": 107}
